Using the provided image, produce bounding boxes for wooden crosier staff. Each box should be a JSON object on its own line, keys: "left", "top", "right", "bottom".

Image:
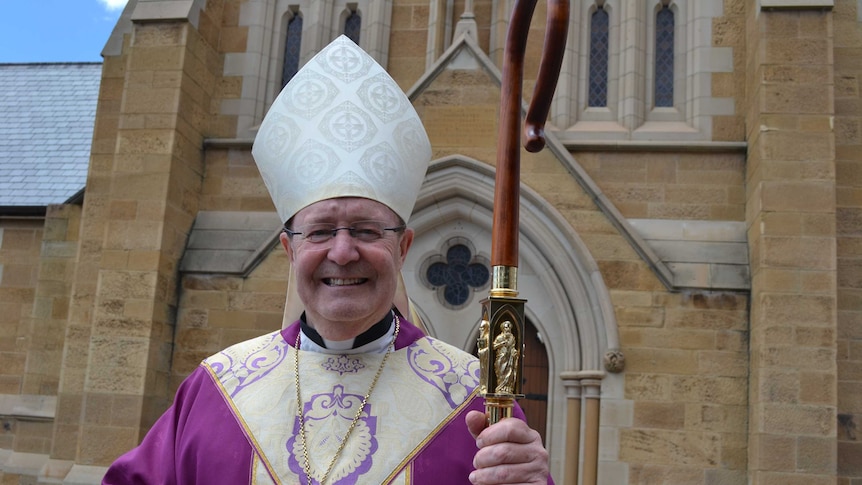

{"left": 479, "top": 0, "right": 569, "bottom": 424}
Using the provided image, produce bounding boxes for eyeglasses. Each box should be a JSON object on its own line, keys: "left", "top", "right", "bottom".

{"left": 284, "top": 220, "right": 406, "bottom": 245}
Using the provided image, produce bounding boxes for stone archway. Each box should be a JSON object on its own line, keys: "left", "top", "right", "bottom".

{"left": 402, "top": 155, "right": 620, "bottom": 478}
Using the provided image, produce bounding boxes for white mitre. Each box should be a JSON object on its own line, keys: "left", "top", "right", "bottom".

{"left": 252, "top": 35, "right": 432, "bottom": 224}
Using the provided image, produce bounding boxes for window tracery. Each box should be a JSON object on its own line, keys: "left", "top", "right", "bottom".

{"left": 281, "top": 11, "right": 303, "bottom": 88}
{"left": 421, "top": 241, "right": 490, "bottom": 309}
{"left": 588, "top": 5, "right": 609, "bottom": 108}
{"left": 343, "top": 6, "right": 361, "bottom": 44}
{"left": 548, "top": 0, "right": 728, "bottom": 141}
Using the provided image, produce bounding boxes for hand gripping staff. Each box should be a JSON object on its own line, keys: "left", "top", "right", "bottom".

{"left": 478, "top": 0, "right": 569, "bottom": 424}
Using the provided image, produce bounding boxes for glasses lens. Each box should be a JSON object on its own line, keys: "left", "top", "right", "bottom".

{"left": 351, "top": 221, "right": 386, "bottom": 242}
{"left": 301, "top": 223, "right": 337, "bottom": 243}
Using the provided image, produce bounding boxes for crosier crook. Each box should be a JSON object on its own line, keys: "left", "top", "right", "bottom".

{"left": 480, "top": 0, "right": 569, "bottom": 424}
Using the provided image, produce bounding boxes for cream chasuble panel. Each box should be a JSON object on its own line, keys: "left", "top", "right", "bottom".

{"left": 204, "top": 330, "right": 480, "bottom": 484}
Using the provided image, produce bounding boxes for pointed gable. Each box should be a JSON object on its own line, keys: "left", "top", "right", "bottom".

{"left": 408, "top": 34, "right": 503, "bottom": 163}
{"left": 406, "top": 34, "right": 746, "bottom": 291}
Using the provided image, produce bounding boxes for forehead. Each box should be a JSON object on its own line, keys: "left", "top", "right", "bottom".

{"left": 293, "top": 197, "right": 399, "bottom": 224}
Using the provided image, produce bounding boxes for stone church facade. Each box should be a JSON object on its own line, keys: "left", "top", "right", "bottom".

{"left": 0, "top": 0, "right": 859, "bottom": 483}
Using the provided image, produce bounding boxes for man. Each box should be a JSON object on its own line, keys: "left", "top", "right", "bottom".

{"left": 104, "top": 35, "right": 551, "bottom": 484}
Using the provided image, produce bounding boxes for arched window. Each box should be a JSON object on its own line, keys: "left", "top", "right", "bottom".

{"left": 232, "top": 0, "right": 394, "bottom": 138}
{"left": 654, "top": 4, "right": 674, "bottom": 107}
{"left": 281, "top": 12, "right": 303, "bottom": 88}
{"left": 550, "top": 0, "right": 728, "bottom": 142}
{"left": 344, "top": 8, "right": 361, "bottom": 44}
{"left": 588, "top": 5, "right": 609, "bottom": 108}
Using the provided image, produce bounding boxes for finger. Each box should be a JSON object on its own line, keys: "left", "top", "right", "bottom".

{"left": 475, "top": 417, "right": 541, "bottom": 448}
{"left": 468, "top": 460, "right": 548, "bottom": 485}
{"left": 472, "top": 437, "right": 548, "bottom": 469}
{"left": 466, "top": 410, "right": 489, "bottom": 439}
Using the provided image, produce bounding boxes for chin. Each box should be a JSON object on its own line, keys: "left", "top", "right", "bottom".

{"left": 319, "top": 306, "right": 380, "bottom": 325}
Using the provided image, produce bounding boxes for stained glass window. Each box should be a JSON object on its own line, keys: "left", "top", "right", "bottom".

{"left": 655, "top": 6, "right": 674, "bottom": 107}
{"left": 588, "top": 6, "right": 609, "bottom": 108}
{"left": 426, "top": 244, "right": 490, "bottom": 307}
{"left": 344, "top": 10, "right": 361, "bottom": 45}
{"left": 281, "top": 14, "right": 303, "bottom": 88}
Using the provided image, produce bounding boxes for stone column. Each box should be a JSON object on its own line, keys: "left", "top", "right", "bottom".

{"left": 744, "top": 2, "right": 837, "bottom": 483}
{"left": 581, "top": 376, "right": 602, "bottom": 485}
{"left": 51, "top": 1, "right": 225, "bottom": 472}
{"left": 560, "top": 372, "right": 582, "bottom": 485}
{"left": 560, "top": 370, "right": 604, "bottom": 485}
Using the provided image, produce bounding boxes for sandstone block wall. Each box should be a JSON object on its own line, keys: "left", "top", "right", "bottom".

{"left": 5, "top": 1, "right": 862, "bottom": 484}
{"left": 834, "top": 0, "right": 862, "bottom": 480}
{"left": 0, "top": 220, "right": 41, "bottom": 396}
{"left": 577, "top": 152, "right": 747, "bottom": 221}
{"left": 745, "top": 5, "right": 839, "bottom": 484}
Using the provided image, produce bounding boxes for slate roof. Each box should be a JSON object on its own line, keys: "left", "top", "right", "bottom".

{"left": 0, "top": 63, "right": 101, "bottom": 208}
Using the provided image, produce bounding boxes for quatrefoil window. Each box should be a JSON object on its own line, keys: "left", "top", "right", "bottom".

{"left": 425, "top": 244, "right": 490, "bottom": 307}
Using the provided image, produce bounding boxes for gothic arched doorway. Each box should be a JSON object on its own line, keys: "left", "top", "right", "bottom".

{"left": 406, "top": 156, "right": 622, "bottom": 479}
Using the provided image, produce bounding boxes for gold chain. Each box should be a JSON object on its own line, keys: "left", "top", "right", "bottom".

{"left": 294, "top": 315, "right": 400, "bottom": 485}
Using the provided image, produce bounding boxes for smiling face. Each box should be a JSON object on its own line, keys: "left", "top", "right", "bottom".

{"left": 280, "top": 197, "right": 414, "bottom": 340}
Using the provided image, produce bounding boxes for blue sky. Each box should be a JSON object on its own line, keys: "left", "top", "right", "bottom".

{"left": 0, "top": 0, "right": 128, "bottom": 63}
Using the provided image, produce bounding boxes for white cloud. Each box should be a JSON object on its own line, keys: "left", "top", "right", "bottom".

{"left": 98, "top": 0, "right": 128, "bottom": 11}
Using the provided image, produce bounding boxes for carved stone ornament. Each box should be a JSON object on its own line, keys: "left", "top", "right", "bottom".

{"left": 603, "top": 349, "right": 625, "bottom": 373}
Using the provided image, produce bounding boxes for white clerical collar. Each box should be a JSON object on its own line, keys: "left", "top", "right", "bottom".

{"left": 298, "top": 316, "right": 396, "bottom": 355}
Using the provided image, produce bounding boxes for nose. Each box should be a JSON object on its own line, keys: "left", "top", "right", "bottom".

{"left": 326, "top": 229, "right": 360, "bottom": 264}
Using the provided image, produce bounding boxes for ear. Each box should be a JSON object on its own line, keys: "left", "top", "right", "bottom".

{"left": 280, "top": 231, "right": 295, "bottom": 262}
{"left": 398, "top": 228, "right": 414, "bottom": 265}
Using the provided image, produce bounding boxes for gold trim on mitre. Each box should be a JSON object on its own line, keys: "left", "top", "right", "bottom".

{"left": 252, "top": 35, "right": 432, "bottom": 224}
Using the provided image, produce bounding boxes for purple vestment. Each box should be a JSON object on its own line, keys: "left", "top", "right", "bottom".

{"left": 103, "top": 318, "right": 551, "bottom": 484}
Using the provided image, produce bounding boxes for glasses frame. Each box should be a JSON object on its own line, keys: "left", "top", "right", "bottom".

{"left": 283, "top": 220, "right": 406, "bottom": 246}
